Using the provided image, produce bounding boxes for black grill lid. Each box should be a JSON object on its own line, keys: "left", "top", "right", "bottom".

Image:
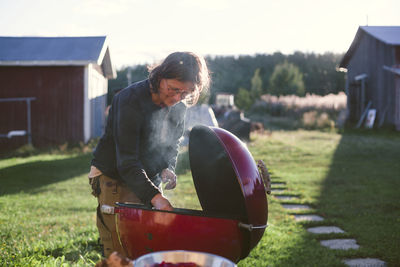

{"left": 189, "top": 125, "right": 247, "bottom": 220}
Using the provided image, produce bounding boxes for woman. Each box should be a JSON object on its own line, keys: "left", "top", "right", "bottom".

{"left": 88, "top": 52, "right": 210, "bottom": 257}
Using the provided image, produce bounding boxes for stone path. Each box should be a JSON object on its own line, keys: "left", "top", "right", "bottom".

{"left": 343, "top": 258, "right": 386, "bottom": 267}
{"left": 270, "top": 188, "right": 285, "bottom": 193}
{"left": 271, "top": 182, "right": 286, "bottom": 187}
{"left": 293, "top": 214, "right": 324, "bottom": 222}
{"left": 307, "top": 226, "right": 344, "bottom": 234}
{"left": 320, "top": 239, "right": 360, "bottom": 250}
{"left": 269, "top": 176, "right": 387, "bottom": 266}
{"left": 274, "top": 195, "right": 299, "bottom": 201}
{"left": 281, "top": 204, "right": 311, "bottom": 211}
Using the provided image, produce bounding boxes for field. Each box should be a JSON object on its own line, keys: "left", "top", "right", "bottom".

{"left": 252, "top": 92, "right": 347, "bottom": 130}
{"left": 0, "top": 128, "right": 399, "bottom": 266}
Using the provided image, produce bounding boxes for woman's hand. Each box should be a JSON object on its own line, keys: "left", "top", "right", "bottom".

{"left": 151, "top": 193, "right": 173, "bottom": 211}
{"left": 95, "top": 251, "right": 133, "bottom": 267}
{"left": 161, "top": 168, "right": 177, "bottom": 190}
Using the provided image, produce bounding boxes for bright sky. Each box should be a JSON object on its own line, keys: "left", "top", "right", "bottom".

{"left": 1, "top": 0, "right": 399, "bottom": 69}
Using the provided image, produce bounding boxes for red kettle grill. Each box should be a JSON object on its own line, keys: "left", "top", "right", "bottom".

{"left": 114, "top": 125, "right": 269, "bottom": 263}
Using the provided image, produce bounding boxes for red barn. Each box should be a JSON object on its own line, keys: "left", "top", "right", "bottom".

{"left": 0, "top": 36, "right": 116, "bottom": 151}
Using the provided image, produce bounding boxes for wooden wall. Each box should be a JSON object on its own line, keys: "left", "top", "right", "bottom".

{"left": 346, "top": 33, "right": 397, "bottom": 127}
{"left": 0, "top": 66, "right": 84, "bottom": 151}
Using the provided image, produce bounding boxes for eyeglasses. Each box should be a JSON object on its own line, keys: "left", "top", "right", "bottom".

{"left": 164, "top": 80, "right": 194, "bottom": 101}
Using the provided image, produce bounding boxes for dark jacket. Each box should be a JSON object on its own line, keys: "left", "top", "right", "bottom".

{"left": 92, "top": 79, "right": 186, "bottom": 204}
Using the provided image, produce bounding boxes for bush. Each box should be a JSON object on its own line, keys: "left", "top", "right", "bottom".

{"left": 302, "top": 111, "right": 335, "bottom": 130}
{"left": 302, "top": 111, "right": 318, "bottom": 128}
{"left": 235, "top": 88, "right": 253, "bottom": 110}
{"left": 1, "top": 138, "right": 99, "bottom": 159}
{"left": 6, "top": 144, "right": 37, "bottom": 158}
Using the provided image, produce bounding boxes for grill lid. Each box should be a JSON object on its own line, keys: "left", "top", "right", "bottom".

{"left": 188, "top": 125, "right": 268, "bottom": 232}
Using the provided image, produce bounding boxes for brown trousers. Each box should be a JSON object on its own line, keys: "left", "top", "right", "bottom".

{"left": 90, "top": 174, "right": 141, "bottom": 257}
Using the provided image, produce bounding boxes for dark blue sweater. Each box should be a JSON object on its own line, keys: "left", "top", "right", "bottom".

{"left": 91, "top": 79, "right": 186, "bottom": 204}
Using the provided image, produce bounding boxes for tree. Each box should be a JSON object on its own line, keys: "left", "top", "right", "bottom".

{"left": 234, "top": 68, "right": 264, "bottom": 111}
{"left": 235, "top": 88, "right": 253, "bottom": 110}
{"left": 268, "top": 61, "right": 305, "bottom": 96}
{"left": 107, "top": 52, "right": 345, "bottom": 105}
{"left": 107, "top": 65, "right": 148, "bottom": 104}
{"left": 250, "top": 68, "right": 263, "bottom": 99}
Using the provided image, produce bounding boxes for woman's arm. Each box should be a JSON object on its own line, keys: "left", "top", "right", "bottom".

{"left": 113, "top": 95, "right": 161, "bottom": 205}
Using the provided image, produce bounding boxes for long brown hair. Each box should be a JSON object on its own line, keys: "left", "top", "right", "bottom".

{"left": 148, "top": 52, "right": 210, "bottom": 106}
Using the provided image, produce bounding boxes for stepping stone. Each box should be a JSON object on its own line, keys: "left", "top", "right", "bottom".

{"left": 320, "top": 239, "right": 359, "bottom": 250}
{"left": 274, "top": 195, "right": 299, "bottom": 201}
{"left": 271, "top": 182, "right": 286, "bottom": 187}
{"left": 343, "top": 258, "right": 386, "bottom": 267}
{"left": 271, "top": 189, "right": 286, "bottom": 193}
{"left": 282, "top": 204, "right": 311, "bottom": 210}
{"left": 307, "top": 226, "right": 345, "bottom": 234}
{"left": 293, "top": 214, "right": 324, "bottom": 222}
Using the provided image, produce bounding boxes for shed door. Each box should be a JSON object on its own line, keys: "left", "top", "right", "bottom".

{"left": 348, "top": 82, "right": 361, "bottom": 122}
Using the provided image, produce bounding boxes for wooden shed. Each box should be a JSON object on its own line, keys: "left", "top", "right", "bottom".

{"left": 0, "top": 36, "right": 116, "bottom": 151}
{"left": 339, "top": 26, "right": 400, "bottom": 130}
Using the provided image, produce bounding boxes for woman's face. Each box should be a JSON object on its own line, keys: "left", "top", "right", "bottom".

{"left": 154, "top": 79, "right": 196, "bottom": 107}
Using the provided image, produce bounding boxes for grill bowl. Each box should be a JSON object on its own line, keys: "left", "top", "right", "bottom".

{"left": 133, "top": 250, "right": 237, "bottom": 267}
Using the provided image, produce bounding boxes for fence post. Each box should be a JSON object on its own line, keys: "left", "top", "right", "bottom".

{"left": 26, "top": 99, "right": 33, "bottom": 145}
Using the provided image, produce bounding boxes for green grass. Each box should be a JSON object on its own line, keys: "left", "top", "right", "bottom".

{"left": 241, "top": 130, "right": 400, "bottom": 267}
{"left": 1, "top": 129, "right": 399, "bottom": 266}
{"left": 0, "top": 153, "right": 101, "bottom": 266}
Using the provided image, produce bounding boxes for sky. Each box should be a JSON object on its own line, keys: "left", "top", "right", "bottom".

{"left": 1, "top": 0, "right": 400, "bottom": 69}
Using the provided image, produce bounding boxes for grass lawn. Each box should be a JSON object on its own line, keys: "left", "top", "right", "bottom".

{"left": 0, "top": 129, "right": 399, "bottom": 266}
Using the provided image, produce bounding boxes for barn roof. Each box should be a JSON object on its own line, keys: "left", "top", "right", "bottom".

{"left": 361, "top": 26, "right": 400, "bottom": 45}
{"left": 339, "top": 26, "right": 400, "bottom": 69}
{"left": 0, "top": 36, "right": 116, "bottom": 78}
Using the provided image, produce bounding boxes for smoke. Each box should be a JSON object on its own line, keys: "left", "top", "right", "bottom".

{"left": 145, "top": 103, "right": 220, "bottom": 187}
{"left": 147, "top": 106, "right": 175, "bottom": 155}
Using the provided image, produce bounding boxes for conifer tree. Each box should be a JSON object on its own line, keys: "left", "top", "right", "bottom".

{"left": 268, "top": 61, "right": 305, "bottom": 96}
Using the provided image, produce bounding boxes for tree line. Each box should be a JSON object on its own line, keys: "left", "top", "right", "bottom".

{"left": 108, "top": 51, "right": 345, "bottom": 105}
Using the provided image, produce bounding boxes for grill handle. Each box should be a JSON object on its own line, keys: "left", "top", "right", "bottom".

{"left": 238, "top": 222, "right": 268, "bottom": 231}
{"left": 257, "top": 160, "right": 271, "bottom": 194}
